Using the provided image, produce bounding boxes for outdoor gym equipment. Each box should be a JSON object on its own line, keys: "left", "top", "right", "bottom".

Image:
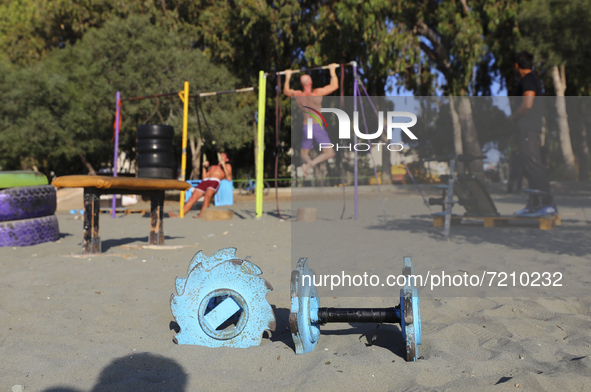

{"left": 289, "top": 257, "right": 422, "bottom": 362}
{"left": 0, "top": 170, "right": 48, "bottom": 188}
{"left": 0, "top": 172, "right": 60, "bottom": 247}
{"left": 52, "top": 175, "right": 190, "bottom": 253}
{"left": 113, "top": 84, "right": 255, "bottom": 218}
{"left": 429, "top": 154, "right": 496, "bottom": 237}
{"left": 429, "top": 154, "right": 560, "bottom": 234}
{"left": 0, "top": 185, "right": 56, "bottom": 222}
{"left": 170, "top": 247, "right": 276, "bottom": 348}
{"left": 136, "top": 124, "right": 176, "bottom": 179}
{"left": 265, "top": 62, "right": 358, "bottom": 220}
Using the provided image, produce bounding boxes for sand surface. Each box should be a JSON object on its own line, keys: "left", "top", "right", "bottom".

{"left": 1, "top": 185, "right": 591, "bottom": 391}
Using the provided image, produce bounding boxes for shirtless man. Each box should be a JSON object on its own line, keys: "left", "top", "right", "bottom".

{"left": 283, "top": 63, "right": 339, "bottom": 178}
{"left": 169, "top": 152, "right": 232, "bottom": 218}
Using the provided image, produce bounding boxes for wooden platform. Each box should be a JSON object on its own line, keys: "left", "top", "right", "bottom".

{"left": 433, "top": 214, "right": 561, "bottom": 230}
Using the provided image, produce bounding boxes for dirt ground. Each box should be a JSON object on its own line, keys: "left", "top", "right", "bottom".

{"left": 1, "top": 183, "right": 590, "bottom": 391}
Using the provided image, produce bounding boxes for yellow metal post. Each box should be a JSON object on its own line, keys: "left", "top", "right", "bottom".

{"left": 256, "top": 71, "right": 266, "bottom": 218}
{"left": 179, "top": 81, "right": 190, "bottom": 218}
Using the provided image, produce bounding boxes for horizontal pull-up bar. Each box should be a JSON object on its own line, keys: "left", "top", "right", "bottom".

{"left": 189, "top": 87, "right": 255, "bottom": 98}
{"left": 121, "top": 92, "right": 178, "bottom": 101}
{"left": 269, "top": 61, "right": 356, "bottom": 76}
{"left": 121, "top": 87, "right": 255, "bottom": 102}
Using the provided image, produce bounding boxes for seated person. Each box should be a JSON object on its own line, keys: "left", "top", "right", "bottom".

{"left": 169, "top": 152, "right": 232, "bottom": 218}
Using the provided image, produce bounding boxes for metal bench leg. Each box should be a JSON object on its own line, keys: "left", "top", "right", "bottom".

{"left": 83, "top": 188, "right": 101, "bottom": 254}
{"left": 150, "top": 191, "right": 165, "bottom": 245}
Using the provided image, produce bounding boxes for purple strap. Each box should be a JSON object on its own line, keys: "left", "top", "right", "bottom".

{"left": 355, "top": 82, "right": 387, "bottom": 219}
{"left": 112, "top": 91, "right": 121, "bottom": 219}
{"left": 353, "top": 65, "right": 358, "bottom": 220}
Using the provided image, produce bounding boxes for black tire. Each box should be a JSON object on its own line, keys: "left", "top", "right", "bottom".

{"left": 137, "top": 124, "right": 175, "bottom": 140}
{"left": 0, "top": 185, "right": 57, "bottom": 222}
{"left": 0, "top": 214, "right": 60, "bottom": 247}
{"left": 238, "top": 182, "right": 252, "bottom": 196}
{"left": 137, "top": 153, "right": 175, "bottom": 168}
{"left": 138, "top": 167, "right": 175, "bottom": 179}
{"left": 137, "top": 139, "right": 174, "bottom": 154}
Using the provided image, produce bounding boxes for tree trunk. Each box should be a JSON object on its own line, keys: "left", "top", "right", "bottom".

{"left": 458, "top": 96, "right": 484, "bottom": 179}
{"left": 579, "top": 120, "right": 589, "bottom": 181}
{"left": 78, "top": 153, "right": 97, "bottom": 175}
{"left": 415, "top": 19, "right": 486, "bottom": 177}
{"left": 449, "top": 97, "right": 464, "bottom": 173}
{"left": 577, "top": 101, "right": 589, "bottom": 181}
{"left": 189, "top": 134, "right": 203, "bottom": 180}
{"left": 541, "top": 116, "right": 547, "bottom": 146}
{"left": 551, "top": 64, "right": 577, "bottom": 180}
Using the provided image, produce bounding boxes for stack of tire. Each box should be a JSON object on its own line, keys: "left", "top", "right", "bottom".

{"left": 0, "top": 171, "right": 60, "bottom": 247}
{"left": 137, "top": 124, "right": 176, "bottom": 179}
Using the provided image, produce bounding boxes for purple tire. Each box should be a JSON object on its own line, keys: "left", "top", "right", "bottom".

{"left": 0, "top": 185, "right": 57, "bottom": 222}
{"left": 0, "top": 215, "right": 60, "bottom": 247}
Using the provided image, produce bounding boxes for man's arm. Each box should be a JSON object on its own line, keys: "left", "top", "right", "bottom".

{"left": 283, "top": 70, "right": 301, "bottom": 97}
{"left": 311, "top": 63, "right": 339, "bottom": 96}
{"left": 512, "top": 91, "right": 535, "bottom": 120}
{"left": 217, "top": 155, "right": 232, "bottom": 181}
{"left": 202, "top": 161, "right": 209, "bottom": 179}
{"left": 224, "top": 164, "right": 232, "bottom": 181}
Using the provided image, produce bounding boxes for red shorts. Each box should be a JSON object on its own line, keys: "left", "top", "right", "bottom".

{"left": 196, "top": 179, "right": 220, "bottom": 192}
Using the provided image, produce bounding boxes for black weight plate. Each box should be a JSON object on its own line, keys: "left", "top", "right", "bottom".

{"left": 137, "top": 153, "right": 175, "bottom": 168}
{"left": 137, "top": 167, "right": 175, "bottom": 179}
{"left": 137, "top": 124, "right": 175, "bottom": 140}
{"left": 137, "top": 139, "right": 174, "bottom": 153}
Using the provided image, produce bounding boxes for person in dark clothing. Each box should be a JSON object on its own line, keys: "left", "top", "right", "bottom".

{"left": 506, "top": 136, "right": 523, "bottom": 193}
{"left": 511, "top": 51, "right": 556, "bottom": 216}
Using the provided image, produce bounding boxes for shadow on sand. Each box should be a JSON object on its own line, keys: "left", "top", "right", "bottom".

{"left": 100, "top": 236, "right": 184, "bottom": 252}
{"left": 366, "top": 216, "right": 591, "bottom": 257}
{"left": 43, "top": 352, "right": 188, "bottom": 392}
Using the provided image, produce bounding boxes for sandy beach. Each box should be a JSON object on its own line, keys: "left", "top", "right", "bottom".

{"left": 1, "top": 184, "right": 590, "bottom": 391}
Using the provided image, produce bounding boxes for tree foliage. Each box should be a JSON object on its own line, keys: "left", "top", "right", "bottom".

{"left": 518, "top": 0, "right": 591, "bottom": 95}
{"left": 0, "top": 0, "right": 589, "bottom": 180}
{"left": 0, "top": 15, "right": 251, "bottom": 175}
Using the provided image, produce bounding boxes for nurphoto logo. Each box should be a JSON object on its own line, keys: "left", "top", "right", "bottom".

{"left": 306, "top": 109, "right": 418, "bottom": 151}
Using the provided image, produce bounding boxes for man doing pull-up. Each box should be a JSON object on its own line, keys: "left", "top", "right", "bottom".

{"left": 283, "top": 63, "right": 339, "bottom": 178}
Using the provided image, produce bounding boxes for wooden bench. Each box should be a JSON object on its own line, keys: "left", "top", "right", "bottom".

{"left": 52, "top": 176, "right": 190, "bottom": 254}
{"left": 432, "top": 214, "right": 561, "bottom": 231}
